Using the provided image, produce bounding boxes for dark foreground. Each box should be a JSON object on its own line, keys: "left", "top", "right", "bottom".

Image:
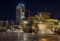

{"left": 0, "top": 32, "right": 60, "bottom": 41}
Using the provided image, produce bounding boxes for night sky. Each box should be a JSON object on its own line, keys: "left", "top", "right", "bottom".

{"left": 0, "top": 0, "right": 60, "bottom": 21}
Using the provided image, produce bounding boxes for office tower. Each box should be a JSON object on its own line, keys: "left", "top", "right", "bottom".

{"left": 16, "top": 3, "right": 25, "bottom": 25}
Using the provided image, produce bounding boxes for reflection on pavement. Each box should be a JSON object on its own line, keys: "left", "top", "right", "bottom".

{"left": 39, "top": 38, "right": 48, "bottom": 41}
{"left": 0, "top": 32, "right": 60, "bottom": 41}
{"left": 38, "top": 38, "right": 58, "bottom": 41}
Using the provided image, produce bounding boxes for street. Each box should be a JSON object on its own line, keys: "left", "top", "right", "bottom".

{"left": 0, "top": 32, "right": 60, "bottom": 41}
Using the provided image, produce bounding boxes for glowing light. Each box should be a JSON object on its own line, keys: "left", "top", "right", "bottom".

{"left": 22, "top": 4, "right": 25, "bottom": 6}
{"left": 18, "top": 3, "right": 25, "bottom": 6}
{"left": 40, "top": 38, "right": 48, "bottom": 41}
{"left": 46, "top": 19, "right": 59, "bottom": 22}
{"left": 24, "top": 21, "right": 28, "bottom": 24}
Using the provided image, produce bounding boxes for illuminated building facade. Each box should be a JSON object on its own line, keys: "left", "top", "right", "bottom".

{"left": 16, "top": 3, "right": 25, "bottom": 25}
{"left": 37, "top": 12, "right": 50, "bottom": 21}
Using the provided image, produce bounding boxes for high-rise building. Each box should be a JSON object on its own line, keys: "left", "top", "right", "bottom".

{"left": 16, "top": 3, "right": 25, "bottom": 25}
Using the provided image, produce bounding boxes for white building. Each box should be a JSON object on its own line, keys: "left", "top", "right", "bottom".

{"left": 16, "top": 3, "right": 25, "bottom": 25}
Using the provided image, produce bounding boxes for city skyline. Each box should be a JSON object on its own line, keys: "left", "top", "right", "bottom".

{"left": 0, "top": 0, "right": 60, "bottom": 21}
